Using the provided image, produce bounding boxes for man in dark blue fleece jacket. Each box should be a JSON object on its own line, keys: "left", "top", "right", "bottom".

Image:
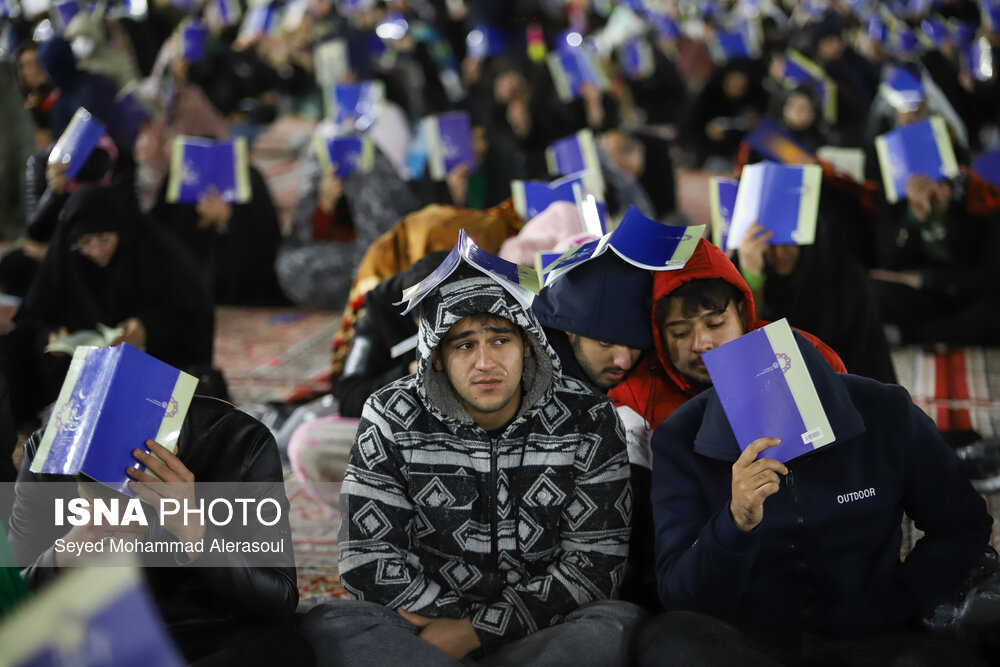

{"left": 637, "top": 331, "right": 992, "bottom": 666}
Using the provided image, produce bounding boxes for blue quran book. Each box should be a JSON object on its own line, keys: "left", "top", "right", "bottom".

{"left": 546, "top": 44, "right": 609, "bottom": 103}
{"left": 466, "top": 25, "right": 505, "bottom": 60}
{"left": 0, "top": 564, "right": 184, "bottom": 667}
{"left": 649, "top": 13, "right": 681, "bottom": 42}
{"left": 235, "top": 1, "right": 279, "bottom": 48}
{"left": 313, "top": 133, "right": 375, "bottom": 180}
{"left": 620, "top": 37, "right": 656, "bottom": 79}
{"left": 708, "top": 20, "right": 762, "bottom": 64}
{"left": 545, "top": 129, "right": 603, "bottom": 186}
{"left": 177, "top": 19, "right": 208, "bottom": 62}
{"left": 743, "top": 118, "right": 816, "bottom": 165}
{"left": 31, "top": 344, "right": 198, "bottom": 495}
{"left": 709, "top": 176, "right": 738, "bottom": 249}
{"left": 879, "top": 65, "right": 924, "bottom": 112}
{"left": 52, "top": 0, "right": 79, "bottom": 33}
{"left": 165, "top": 136, "right": 252, "bottom": 204}
{"left": 326, "top": 80, "right": 384, "bottom": 130}
{"left": 397, "top": 229, "right": 542, "bottom": 315}
{"left": 974, "top": 147, "right": 1000, "bottom": 188}
{"left": 875, "top": 115, "right": 959, "bottom": 204}
{"left": 540, "top": 206, "right": 704, "bottom": 285}
{"left": 422, "top": 111, "right": 476, "bottom": 181}
{"left": 47, "top": 107, "right": 107, "bottom": 180}
{"left": 962, "top": 36, "right": 993, "bottom": 82}
{"left": 727, "top": 162, "right": 822, "bottom": 251}
{"left": 703, "top": 319, "right": 835, "bottom": 463}
{"left": 510, "top": 171, "right": 599, "bottom": 220}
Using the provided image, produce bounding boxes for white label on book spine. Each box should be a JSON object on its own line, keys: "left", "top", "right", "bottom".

{"left": 801, "top": 427, "right": 825, "bottom": 445}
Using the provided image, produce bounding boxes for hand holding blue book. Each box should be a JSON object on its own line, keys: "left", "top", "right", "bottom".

{"left": 313, "top": 132, "right": 375, "bottom": 180}
{"left": 546, "top": 45, "right": 608, "bottom": 103}
{"left": 545, "top": 130, "right": 605, "bottom": 195}
{"left": 875, "top": 115, "right": 959, "bottom": 203}
{"left": 703, "top": 319, "right": 836, "bottom": 463}
{"left": 510, "top": 170, "right": 603, "bottom": 221}
{"left": 727, "top": 161, "right": 822, "bottom": 251}
{"left": 327, "top": 81, "right": 385, "bottom": 130}
{"left": 47, "top": 107, "right": 108, "bottom": 180}
{"left": 31, "top": 344, "right": 198, "bottom": 495}
{"left": 422, "top": 111, "right": 476, "bottom": 181}
{"left": 743, "top": 118, "right": 816, "bottom": 165}
{"left": 165, "top": 136, "right": 252, "bottom": 205}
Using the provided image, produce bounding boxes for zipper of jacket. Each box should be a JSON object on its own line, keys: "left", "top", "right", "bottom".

{"left": 489, "top": 435, "right": 499, "bottom": 563}
{"left": 785, "top": 469, "right": 810, "bottom": 628}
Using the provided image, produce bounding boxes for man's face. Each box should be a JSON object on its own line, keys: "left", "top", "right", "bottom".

{"left": 433, "top": 315, "right": 531, "bottom": 430}
{"left": 567, "top": 333, "right": 641, "bottom": 391}
{"left": 782, "top": 93, "right": 816, "bottom": 132}
{"left": 661, "top": 299, "right": 746, "bottom": 388}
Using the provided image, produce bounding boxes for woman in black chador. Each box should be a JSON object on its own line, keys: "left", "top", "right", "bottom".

{"left": 7, "top": 185, "right": 214, "bottom": 425}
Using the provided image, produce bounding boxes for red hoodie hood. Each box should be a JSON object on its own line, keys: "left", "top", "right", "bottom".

{"left": 651, "top": 238, "right": 756, "bottom": 398}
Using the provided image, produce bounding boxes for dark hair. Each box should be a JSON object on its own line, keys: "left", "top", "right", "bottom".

{"left": 654, "top": 279, "right": 745, "bottom": 328}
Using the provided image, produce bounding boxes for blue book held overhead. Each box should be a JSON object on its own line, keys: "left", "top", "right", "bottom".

{"left": 540, "top": 206, "right": 704, "bottom": 285}
{"left": 313, "top": 133, "right": 375, "bottom": 180}
{"left": 165, "top": 136, "right": 252, "bottom": 204}
{"left": 703, "top": 319, "right": 836, "bottom": 463}
{"left": 709, "top": 176, "right": 738, "bottom": 249}
{"left": 327, "top": 80, "right": 384, "bottom": 129}
{"left": 31, "top": 344, "right": 198, "bottom": 495}
{"left": 727, "top": 161, "right": 822, "bottom": 251}
{"left": 423, "top": 111, "right": 476, "bottom": 181}
{"left": 0, "top": 565, "right": 184, "bottom": 667}
{"left": 397, "top": 229, "right": 542, "bottom": 315}
{"left": 47, "top": 107, "right": 107, "bottom": 180}
{"left": 875, "top": 115, "right": 959, "bottom": 204}
{"left": 510, "top": 170, "right": 602, "bottom": 221}
{"left": 544, "top": 129, "right": 605, "bottom": 195}
{"left": 177, "top": 19, "right": 209, "bottom": 62}
{"left": 546, "top": 45, "right": 608, "bottom": 103}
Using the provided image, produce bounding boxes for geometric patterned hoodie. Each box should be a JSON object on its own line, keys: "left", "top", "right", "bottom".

{"left": 337, "top": 265, "right": 632, "bottom": 652}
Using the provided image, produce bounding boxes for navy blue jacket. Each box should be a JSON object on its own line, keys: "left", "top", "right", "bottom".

{"left": 651, "top": 335, "right": 991, "bottom": 637}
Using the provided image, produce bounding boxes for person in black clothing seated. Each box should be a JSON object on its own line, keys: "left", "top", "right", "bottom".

{"left": 150, "top": 163, "right": 288, "bottom": 307}
{"left": 4, "top": 185, "right": 214, "bottom": 427}
{"left": 7, "top": 396, "right": 315, "bottom": 666}
{"left": 531, "top": 250, "right": 661, "bottom": 613}
{"left": 336, "top": 251, "right": 449, "bottom": 418}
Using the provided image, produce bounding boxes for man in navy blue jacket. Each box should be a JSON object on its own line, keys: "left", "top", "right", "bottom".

{"left": 637, "top": 331, "right": 993, "bottom": 665}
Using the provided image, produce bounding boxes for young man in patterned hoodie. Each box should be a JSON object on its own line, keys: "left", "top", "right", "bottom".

{"left": 304, "top": 262, "right": 644, "bottom": 666}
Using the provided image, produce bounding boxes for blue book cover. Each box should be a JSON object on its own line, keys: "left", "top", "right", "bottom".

{"left": 466, "top": 25, "right": 505, "bottom": 60}
{"left": 743, "top": 118, "right": 816, "bottom": 165}
{"left": 47, "top": 107, "right": 108, "bottom": 180}
{"left": 540, "top": 206, "right": 704, "bottom": 285}
{"left": 422, "top": 111, "right": 476, "bottom": 181}
{"left": 546, "top": 45, "right": 608, "bottom": 103}
{"left": 544, "top": 130, "right": 604, "bottom": 198}
{"left": 313, "top": 133, "right": 375, "bottom": 180}
{"left": 31, "top": 344, "right": 198, "bottom": 495}
{"left": 709, "top": 176, "right": 738, "bottom": 249}
{"left": 879, "top": 65, "right": 925, "bottom": 112}
{"left": 206, "top": 0, "right": 241, "bottom": 27}
{"left": 649, "top": 13, "right": 681, "bottom": 42}
{"left": 235, "top": 1, "right": 279, "bottom": 48}
{"left": 397, "top": 229, "right": 541, "bottom": 315}
{"left": 0, "top": 565, "right": 184, "bottom": 667}
{"left": 620, "top": 37, "right": 656, "bottom": 80}
{"left": 709, "top": 20, "right": 762, "bottom": 64}
{"left": 327, "top": 80, "right": 384, "bottom": 130}
{"left": 875, "top": 115, "right": 959, "bottom": 203}
{"left": 510, "top": 171, "right": 599, "bottom": 220}
{"left": 177, "top": 19, "right": 208, "bottom": 62}
{"left": 703, "top": 319, "right": 836, "bottom": 463}
{"left": 962, "top": 36, "right": 993, "bottom": 82}
{"left": 52, "top": 0, "right": 79, "bottom": 33}
{"left": 165, "top": 136, "right": 252, "bottom": 204}
{"left": 727, "top": 162, "right": 823, "bottom": 250}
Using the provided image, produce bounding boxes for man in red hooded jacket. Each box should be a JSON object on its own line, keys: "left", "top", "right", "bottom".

{"left": 608, "top": 238, "right": 846, "bottom": 470}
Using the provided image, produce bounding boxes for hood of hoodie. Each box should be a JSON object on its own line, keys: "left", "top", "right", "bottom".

{"left": 532, "top": 251, "right": 654, "bottom": 350}
{"left": 692, "top": 330, "right": 867, "bottom": 463}
{"left": 651, "top": 238, "right": 757, "bottom": 398}
{"left": 415, "top": 264, "right": 561, "bottom": 427}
